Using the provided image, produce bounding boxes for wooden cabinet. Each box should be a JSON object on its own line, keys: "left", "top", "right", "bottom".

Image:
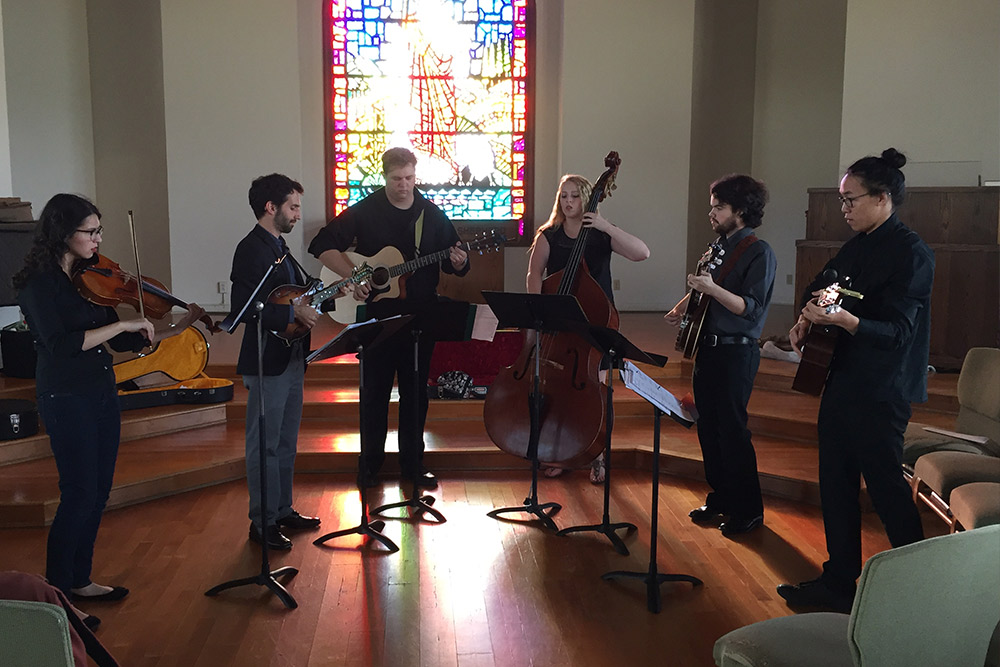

{"left": 796, "top": 187, "right": 999, "bottom": 370}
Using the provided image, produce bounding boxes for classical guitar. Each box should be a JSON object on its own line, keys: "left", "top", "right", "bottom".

{"left": 267, "top": 264, "right": 374, "bottom": 341}
{"left": 318, "top": 230, "right": 506, "bottom": 324}
{"left": 791, "top": 281, "right": 864, "bottom": 395}
{"left": 674, "top": 240, "right": 725, "bottom": 359}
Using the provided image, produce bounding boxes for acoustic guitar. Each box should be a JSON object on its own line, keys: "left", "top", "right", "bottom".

{"left": 674, "top": 240, "right": 725, "bottom": 359}
{"left": 318, "top": 230, "right": 506, "bottom": 324}
{"left": 267, "top": 265, "right": 374, "bottom": 341}
{"left": 791, "top": 281, "right": 863, "bottom": 395}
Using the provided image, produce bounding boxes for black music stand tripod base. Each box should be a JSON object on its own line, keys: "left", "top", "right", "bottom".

{"left": 205, "top": 566, "right": 300, "bottom": 609}
{"left": 600, "top": 409, "right": 701, "bottom": 612}
{"left": 370, "top": 483, "right": 446, "bottom": 524}
{"left": 313, "top": 509, "right": 399, "bottom": 553}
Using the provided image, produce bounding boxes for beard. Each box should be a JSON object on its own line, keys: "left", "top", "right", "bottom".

{"left": 713, "top": 217, "right": 739, "bottom": 237}
{"left": 274, "top": 211, "right": 294, "bottom": 234}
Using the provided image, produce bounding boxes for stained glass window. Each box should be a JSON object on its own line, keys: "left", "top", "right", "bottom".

{"left": 324, "top": 0, "right": 533, "bottom": 241}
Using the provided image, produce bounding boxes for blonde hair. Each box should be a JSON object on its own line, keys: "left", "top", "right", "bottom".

{"left": 530, "top": 175, "right": 593, "bottom": 248}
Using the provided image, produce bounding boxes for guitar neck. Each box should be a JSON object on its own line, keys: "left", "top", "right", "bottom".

{"left": 388, "top": 243, "right": 466, "bottom": 278}
{"left": 307, "top": 274, "right": 355, "bottom": 306}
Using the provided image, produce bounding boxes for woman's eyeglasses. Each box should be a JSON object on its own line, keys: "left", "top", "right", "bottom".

{"left": 74, "top": 226, "right": 103, "bottom": 239}
{"left": 837, "top": 192, "right": 876, "bottom": 209}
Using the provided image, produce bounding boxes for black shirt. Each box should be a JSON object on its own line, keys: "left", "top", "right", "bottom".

{"left": 308, "top": 187, "right": 469, "bottom": 314}
{"left": 702, "top": 227, "right": 777, "bottom": 339}
{"left": 801, "top": 212, "right": 934, "bottom": 403}
{"left": 18, "top": 268, "right": 145, "bottom": 394}
{"left": 542, "top": 225, "right": 615, "bottom": 304}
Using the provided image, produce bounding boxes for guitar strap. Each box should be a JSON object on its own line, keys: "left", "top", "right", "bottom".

{"left": 714, "top": 234, "right": 758, "bottom": 284}
{"left": 413, "top": 209, "right": 425, "bottom": 256}
{"left": 284, "top": 251, "right": 317, "bottom": 285}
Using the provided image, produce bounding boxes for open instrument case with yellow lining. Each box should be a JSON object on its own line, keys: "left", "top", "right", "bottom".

{"left": 114, "top": 326, "right": 233, "bottom": 411}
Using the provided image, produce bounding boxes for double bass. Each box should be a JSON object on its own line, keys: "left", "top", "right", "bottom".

{"left": 484, "top": 152, "right": 621, "bottom": 467}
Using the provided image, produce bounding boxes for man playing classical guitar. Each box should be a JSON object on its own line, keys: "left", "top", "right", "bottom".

{"left": 230, "top": 173, "right": 323, "bottom": 551}
{"left": 309, "top": 148, "right": 469, "bottom": 489}
{"left": 664, "top": 174, "right": 776, "bottom": 536}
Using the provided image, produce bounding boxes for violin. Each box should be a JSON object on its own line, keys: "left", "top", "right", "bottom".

{"left": 73, "top": 253, "right": 221, "bottom": 334}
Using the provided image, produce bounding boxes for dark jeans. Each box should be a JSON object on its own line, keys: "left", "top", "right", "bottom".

{"left": 38, "top": 378, "right": 121, "bottom": 595}
{"left": 692, "top": 342, "right": 763, "bottom": 519}
{"left": 361, "top": 329, "right": 435, "bottom": 479}
{"left": 818, "top": 382, "right": 924, "bottom": 593}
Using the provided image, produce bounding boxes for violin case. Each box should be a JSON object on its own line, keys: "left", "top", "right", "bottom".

{"left": 0, "top": 398, "right": 39, "bottom": 441}
{"left": 114, "top": 326, "right": 233, "bottom": 411}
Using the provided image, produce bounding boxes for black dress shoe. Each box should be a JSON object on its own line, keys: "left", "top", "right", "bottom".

{"left": 777, "top": 577, "right": 854, "bottom": 613}
{"left": 689, "top": 504, "right": 726, "bottom": 524}
{"left": 409, "top": 470, "right": 438, "bottom": 489}
{"left": 720, "top": 514, "right": 764, "bottom": 537}
{"left": 277, "top": 510, "right": 321, "bottom": 530}
{"left": 248, "top": 523, "right": 292, "bottom": 550}
{"left": 71, "top": 586, "right": 129, "bottom": 603}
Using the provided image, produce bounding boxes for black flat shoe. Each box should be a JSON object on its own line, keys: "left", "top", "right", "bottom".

{"left": 82, "top": 615, "right": 101, "bottom": 631}
{"left": 277, "top": 510, "right": 321, "bottom": 530}
{"left": 777, "top": 577, "right": 854, "bottom": 613}
{"left": 71, "top": 586, "right": 129, "bottom": 603}
{"left": 248, "top": 523, "right": 292, "bottom": 550}
{"left": 412, "top": 470, "right": 438, "bottom": 489}
{"left": 720, "top": 514, "right": 764, "bottom": 537}
{"left": 689, "top": 504, "right": 726, "bottom": 524}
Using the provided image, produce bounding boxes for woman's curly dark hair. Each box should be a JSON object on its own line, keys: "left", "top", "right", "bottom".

{"left": 12, "top": 193, "right": 101, "bottom": 289}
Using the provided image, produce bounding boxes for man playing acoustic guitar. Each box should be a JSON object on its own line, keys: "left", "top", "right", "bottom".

{"left": 664, "top": 174, "right": 776, "bottom": 537}
{"left": 310, "top": 148, "right": 469, "bottom": 489}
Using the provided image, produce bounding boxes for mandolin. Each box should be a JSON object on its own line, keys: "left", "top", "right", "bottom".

{"left": 675, "top": 240, "right": 725, "bottom": 359}
{"left": 318, "top": 230, "right": 506, "bottom": 324}
{"left": 267, "top": 264, "right": 374, "bottom": 341}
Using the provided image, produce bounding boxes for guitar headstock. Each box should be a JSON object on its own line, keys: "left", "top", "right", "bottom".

{"left": 696, "top": 240, "right": 725, "bottom": 275}
{"left": 466, "top": 229, "right": 507, "bottom": 255}
{"left": 591, "top": 151, "right": 621, "bottom": 207}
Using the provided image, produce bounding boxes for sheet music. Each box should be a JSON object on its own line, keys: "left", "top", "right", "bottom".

{"left": 619, "top": 360, "right": 696, "bottom": 425}
{"left": 922, "top": 426, "right": 990, "bottom": 445}
{"left": 471, "top": 303, "right": 499, "bottom": 341}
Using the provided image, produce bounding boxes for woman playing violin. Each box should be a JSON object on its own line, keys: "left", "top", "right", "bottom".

{"left": 13, "top": 193, "right": 205, "bottom": 607}
{"left": 526, "top": 174, "right": 650, "bottom": 482}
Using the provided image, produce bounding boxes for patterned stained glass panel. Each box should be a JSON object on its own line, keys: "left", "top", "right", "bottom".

{"left": 325, "top": 0, "right": 533, "bottom": 239}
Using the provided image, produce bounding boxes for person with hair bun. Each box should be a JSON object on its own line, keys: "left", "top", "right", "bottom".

{"left": 665, "top": 174, "right": 777, "bottom": 536}
{"left": 778, "top": 148, "right": 934, "bottom": 612}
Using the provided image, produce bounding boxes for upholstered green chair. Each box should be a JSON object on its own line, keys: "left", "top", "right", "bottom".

{"left": 903, "top": 347, "right": 1000, "bottom": 466}
{"left": 0, "top": 599, "right": 76, "bottom": 666}
{"left": 713, "top": 525, "right": 1000, "bottom": 667}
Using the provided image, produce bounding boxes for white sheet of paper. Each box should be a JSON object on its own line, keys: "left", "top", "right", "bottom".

{"left": 471, "top": 304, "right": 499, "bottom": 342}
{"left": 921, "top": 426, "right": 990, "bottom": 445}
{"left": 619, "top": 360, "right": 696, "bottom": 424}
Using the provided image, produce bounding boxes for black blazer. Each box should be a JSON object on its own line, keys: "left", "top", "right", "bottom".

{"left": 229, "top": 224, "right": 311, "bottom": 376}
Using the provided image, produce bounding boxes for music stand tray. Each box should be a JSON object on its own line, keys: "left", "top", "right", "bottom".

{"left": 309, "top": 315, "right": 413, "bottom": 553}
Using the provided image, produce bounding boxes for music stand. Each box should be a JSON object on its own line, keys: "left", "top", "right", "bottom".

{"left": 371, "top": 300, "right": 478, "bottom": 524}
{"left": 601, "top": 360, "right": 702, "bottom": 613}
{"left": 555, "top": 327, "right": 667, "bottom": 555}
{"left": 205, "top": 257, "right": 299, "bottom": 609}
{"left": 309, "top": 314, "right": 414, "bottom": 553}
{"left": 480, "top": 291, "right": 597, "bottom": 531}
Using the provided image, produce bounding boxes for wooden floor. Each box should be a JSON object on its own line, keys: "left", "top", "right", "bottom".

{"left": 1, "top": 472, "right": 947, "bottom": 667}
{"left": 0, "top": 311, "right": 958, "bottom": 665}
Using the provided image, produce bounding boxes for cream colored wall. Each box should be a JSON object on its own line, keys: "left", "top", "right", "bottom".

{"left": 86, "top": 0, "right": 171, "bottom": 284}
{"left": 840, "top": 0, "right": 1000, "bottom": 184}
{"left": 751, "top": 0, "right": 846, "bottom": 305}
{"left": 2, "top": 0, "right": 95, "bottom": 208}
{"left": 559, "top": 0, "right": 695, "bottom": 311}
{"left": 160, "top": 0, "right": 305, "bottom": 308}
{"left": 0, "top": 2, "right": 11, "bottom": 196}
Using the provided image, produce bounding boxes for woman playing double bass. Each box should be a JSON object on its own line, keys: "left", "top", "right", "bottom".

{"left": 14, "top": 194, "right": 205, "bottom": 613}
{"left": 525, "top": 174, "right": 650, "bottom": 482}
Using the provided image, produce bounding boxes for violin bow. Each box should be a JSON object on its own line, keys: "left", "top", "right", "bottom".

{"left": 126, "top": 210, "right": 149, "bottom": 339}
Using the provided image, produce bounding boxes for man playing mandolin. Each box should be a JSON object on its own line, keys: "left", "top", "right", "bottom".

{"left": 231, "top": 174, "right": 322, "bottom": 551}
{"left": 309, "top": 147, "right": 469, "bottom": 489}
{"left": 664, "top": 174, "right": 776, "bottom": 537}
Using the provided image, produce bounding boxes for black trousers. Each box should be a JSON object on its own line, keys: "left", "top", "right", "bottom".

{"left": 818, "top": 379, "right": 924, "bottom": 592}
{"left": 692, "top": 342, "right": 763, "bottom": 519}
{"left": 360, "top": 327, "right": 435, "bottom": 479}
